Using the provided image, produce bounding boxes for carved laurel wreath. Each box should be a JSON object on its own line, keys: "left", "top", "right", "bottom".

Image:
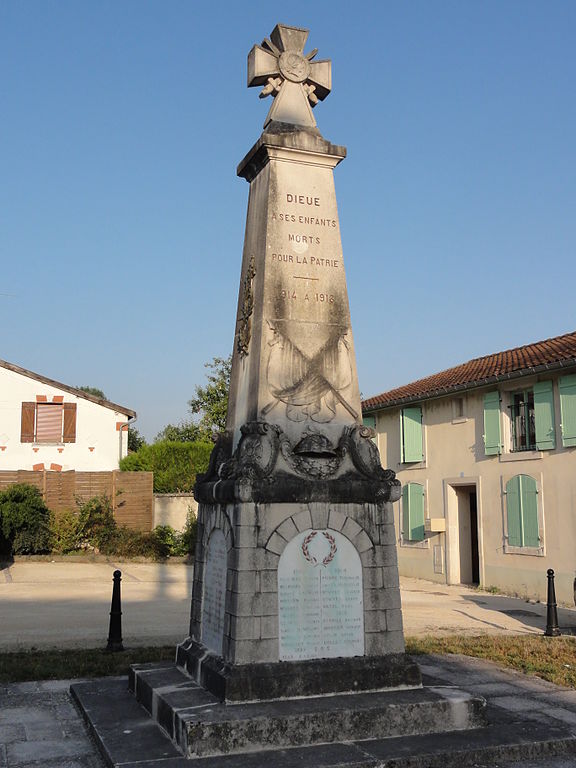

{"left": 301, "top": 530, "right": 337, "bottom": 567}
{"left": 237, "top": 255, "right": 256, "bottom": 357}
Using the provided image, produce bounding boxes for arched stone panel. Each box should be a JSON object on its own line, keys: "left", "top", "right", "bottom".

{"left": 277, "top": 528, "right": 364, "bottom": 661}
{"left": 198, "top": 507, "right": 234, "bottom": 655}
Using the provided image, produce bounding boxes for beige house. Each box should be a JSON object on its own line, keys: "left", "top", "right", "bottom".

{"left": 362, "top": 331, "right": 576, "bottom": 605}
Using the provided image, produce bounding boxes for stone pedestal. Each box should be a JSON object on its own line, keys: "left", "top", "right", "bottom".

{"left": 177, "top": 492, "right": 420, "bottom": 702}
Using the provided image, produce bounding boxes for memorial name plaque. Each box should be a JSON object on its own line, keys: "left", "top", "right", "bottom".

{"left": 278, "top": 528, "right": 364, "bottom": 661}
{"left": 201, "top": 529, "right": 227, "bottom": 655}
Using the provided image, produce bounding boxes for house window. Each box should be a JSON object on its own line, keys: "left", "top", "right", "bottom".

{"left": 505, "top": 474, "right": 540, "bottom": 550}
{"left": 509, "top": 390, "right": 536, "bottom": 451}
{"left": 21, "top": 402, "right": 77, "bottom": 444}
{"left": 400, "top": 406, "right": 423, "bottom": 463}
{"left": 484, "top": 382, "right": 556, "bottom": 455}
{"left": 402, "top": 482, "right": 425, "bottom": 542}
{"left": 452, "top": 397, "right": 465, "bottom": 420}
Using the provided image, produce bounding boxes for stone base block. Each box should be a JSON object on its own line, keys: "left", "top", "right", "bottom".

{"left": 71, "top": 672, "right": 576, "bottom": 768}
{"left": 129, "top": 662, "right": 484, "bottom": 758}
{"left": 176, "top": 638, "right": 422, "bottom": 701}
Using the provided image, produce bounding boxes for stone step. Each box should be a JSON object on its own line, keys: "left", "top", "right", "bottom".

{"left": 72, "top": 676, "right": 576, "bottom": 768}
{"left": 130, "top": 662, "right": 486, "bottom": 758}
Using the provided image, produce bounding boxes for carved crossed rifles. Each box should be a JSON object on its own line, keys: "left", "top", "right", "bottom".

{"left": 263, "top": 323, "right": 358, "bottom": 421}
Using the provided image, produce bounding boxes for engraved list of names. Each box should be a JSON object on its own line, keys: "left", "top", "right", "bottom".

{"left": 278, "top": 528, "right": 364, "bottom": 661}
{"left": 201, "top": 528, "right": 227, "bottom": 655}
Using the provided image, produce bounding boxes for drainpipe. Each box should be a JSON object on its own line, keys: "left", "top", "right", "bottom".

{"left": 119, "top": 415, "right": 137, "bottom": 464}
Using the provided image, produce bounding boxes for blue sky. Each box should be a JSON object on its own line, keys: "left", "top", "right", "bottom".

{"left": 2, "top": 1, "right": 575, "bottom": 440}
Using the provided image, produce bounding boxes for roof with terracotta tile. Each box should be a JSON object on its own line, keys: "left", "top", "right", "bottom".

{"left": 0, "top": 358, "right": 136, "bottom": 417}
{"left": 362, "top": 331, "right": 576, "bottom": 412}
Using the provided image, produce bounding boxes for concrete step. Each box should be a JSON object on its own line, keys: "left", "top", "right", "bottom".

{"left": 129, "top": 662, "right": 486, "bottom": 758}
{"left": 72, "top": 672, "right": 576, "bottom": 767}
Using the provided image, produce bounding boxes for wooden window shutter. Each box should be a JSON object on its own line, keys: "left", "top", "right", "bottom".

{"left": 21, "top": 402, "right": 36, "bottom": 442}
{"left": 534, "top": 381, "right": 555, "bottom": 450}
{"left": 483, "top": 391, "right": 501, "bottom": 455}
{"left": 506, "top": 474, "right": 539, "bottom": 548}
{"left": 401, "top": 406, "right": 423, "bottom": 462}
{"left": 559, "top": 375, "right": 576, "bottom": 447}
{"left": 63, "top": 403, "right": 77, "bottom": 443}
{"left": 403, "top": 482, "right": 425, "bottom": 541}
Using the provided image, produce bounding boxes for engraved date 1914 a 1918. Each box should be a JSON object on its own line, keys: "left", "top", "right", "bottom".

{"left": 281, "top": 290, "right": 334, "bottom": 303}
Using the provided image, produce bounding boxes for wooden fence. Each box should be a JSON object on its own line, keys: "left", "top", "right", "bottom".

{"left": 0, "top": 470, "right": 154, "bottom": 531}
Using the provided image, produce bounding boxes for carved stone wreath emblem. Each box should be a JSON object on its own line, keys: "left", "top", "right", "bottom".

{"left": 301, "top": 530, "right": 337, "bottom": 567}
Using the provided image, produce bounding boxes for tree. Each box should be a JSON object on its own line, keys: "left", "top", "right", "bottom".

{"left": 156, "top": 355, "right": 231, "bottom": 443}
{"left": 155, "top": 422, "right": 203, "bottom": 443}
{"left": 128, "top": 427, "right": 146, "bottom": 452}
{"left": 77, "top": 386, "right": 107, "bottom": 400}
{"left": 188, "top": 355, "right": 231, "bottom": 440}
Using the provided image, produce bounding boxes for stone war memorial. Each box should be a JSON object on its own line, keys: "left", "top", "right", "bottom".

{"left": 73, "top": 23, "right": 493, "bottom": 766}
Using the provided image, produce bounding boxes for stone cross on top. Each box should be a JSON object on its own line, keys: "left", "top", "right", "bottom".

{"left": 248, "top": 24, "right": 332, "bottom": 129}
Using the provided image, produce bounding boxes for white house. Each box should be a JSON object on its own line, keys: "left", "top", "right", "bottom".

{"left": 362, "top": 331, "right": 576, "bottom": 605}
{"left": 0, "top": 359, "right": 136, "bottom": 472}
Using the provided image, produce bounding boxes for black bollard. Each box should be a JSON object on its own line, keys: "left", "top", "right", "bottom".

{"left": 544, "top": 568, "right": 561, "bottom": 637}
{"left": 106, "top": 569, "right": 124, "bottom": 651}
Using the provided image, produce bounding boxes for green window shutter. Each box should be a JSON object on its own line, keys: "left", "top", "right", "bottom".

{"left": 402, "top": 482, "right": 425, "bottom": 541}
{"left": 402, "top": 484, "right": 410, "bottom": 540}
{"left": 506, "top": 474, "right": 539, "bottom": 548}
{"left": 559, "top": 375, "right": 576, "bottom": 447}
{"left": 401, "top": 406, "right": 423, "bottom": 462}
{"left": 534, "top": 381, "right": 555, "bottom": 450}
{"left": 483, "top": 391, "right": 501, "bottom": 455}
{"left": 506, "top": 476, "right": 522, "bottom": 546}
{"left": 519, "top": 475, "right": 539, "bottom": 547}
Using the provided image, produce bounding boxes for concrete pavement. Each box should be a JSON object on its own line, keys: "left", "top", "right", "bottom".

{"left": 5, "top": 657, "right": 576, "bottom": 767}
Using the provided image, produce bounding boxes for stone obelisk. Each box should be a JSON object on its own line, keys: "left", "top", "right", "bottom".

{"left": 180, "top": 23, "right": 419, "bottom": 701}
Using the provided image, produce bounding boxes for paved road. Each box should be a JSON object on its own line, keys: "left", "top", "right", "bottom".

{"left": 2, "top": 561, "right": 576, "bottom": 650}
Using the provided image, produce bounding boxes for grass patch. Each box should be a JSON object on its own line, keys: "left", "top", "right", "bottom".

{"left": 0, "top": 646, "right": 175, "bottom": 683}
{"left": 4, "top": 636, "right": 576, "bottom": 689}
{"left": 406, "top": 634, "right": 576, "bottom": 689}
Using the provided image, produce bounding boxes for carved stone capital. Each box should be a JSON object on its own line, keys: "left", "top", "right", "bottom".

{"left": 194, "top": 421, "right": 401, "bottom": 505}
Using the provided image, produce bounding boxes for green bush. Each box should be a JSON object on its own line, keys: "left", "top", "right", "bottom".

{"left": 50, "top": 509, "right": 81, "bottom": 554}
{"left": 76, "top": 495, "right": 117, "bottom": 551}
{"left": 0, "top": 486, "right": 198, "bottom": 561}
{"left": 151, "top": 525, "right": 179, "bottom": 558}
{"left": 0, "top": 484, "right": 52, "bottom": 555}
{"left": 119, "top": 440, "right": 212, "bottom": 493}
{"left": 175, "top": 510, "right": 197, "bottom": 557}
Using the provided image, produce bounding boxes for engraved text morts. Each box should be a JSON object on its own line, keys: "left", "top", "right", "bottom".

{"left": 180, "top": 23, "right": 420, "bottom": 701}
